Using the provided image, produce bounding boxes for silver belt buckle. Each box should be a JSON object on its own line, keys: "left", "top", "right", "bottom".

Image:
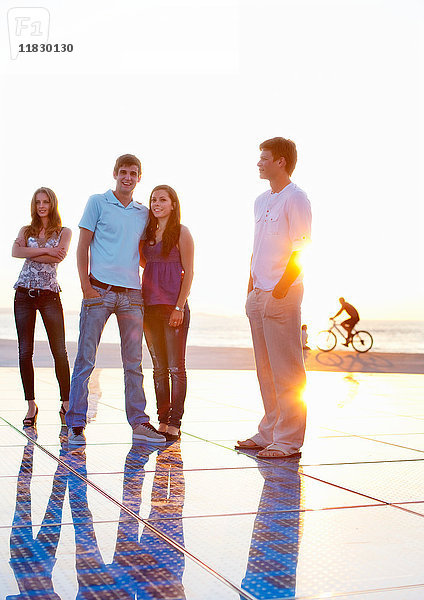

{"left": 28, "top": 288, "right": 36, "bottom": 298}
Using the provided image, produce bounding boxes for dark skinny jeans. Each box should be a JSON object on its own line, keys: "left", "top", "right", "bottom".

{"left": 14, "top": 288, "right": 70, "bottom": 403}
{"left": 143, "top": 304, "right": 190, "bottom": 428}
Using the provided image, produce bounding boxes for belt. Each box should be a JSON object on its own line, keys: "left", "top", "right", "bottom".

{"left": 89, "top": 276, "right": 138, "bottom": 294}
{"left": 17, "top": 287, "right": 57, "bottom": 297}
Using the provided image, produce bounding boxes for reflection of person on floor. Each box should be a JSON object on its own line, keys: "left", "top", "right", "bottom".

{"left": 8, "top": 437, "right": 69, "bottom": 600}
{"left": 331, "top": 297, "right": 360, "bottom": 346}
{"left": 241, "top": 457, "right": 303, "bottom": 599}
{"left": 238, "top": 137, "right": 312, "bottom": 459}
{"left": 113, "top": 442, "right": 186, "bottom": 599}
{"left": 301, "top": 324, "right": 310, "bottom": 350}
{"left": 64, "top": 443, "right": 186, "bottom": 599}
{"left": 65, "top": 447, "right": 129, "bottom": 599}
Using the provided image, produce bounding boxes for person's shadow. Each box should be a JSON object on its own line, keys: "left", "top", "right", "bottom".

{"left": 240, "top": 455, "right": 303, "bottom": 599}
{"left": 8, "top": 436, "right": 69, "bottom": 600}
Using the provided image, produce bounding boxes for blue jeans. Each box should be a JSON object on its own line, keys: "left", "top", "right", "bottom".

{"left": 14, "top": 288, "right": 70, "bottom": 403}
{"left": 66, "top": 285, "right": 148, "bottom": 428}
{"left": 143, "top": 304, "right": 190, "bottom": 428}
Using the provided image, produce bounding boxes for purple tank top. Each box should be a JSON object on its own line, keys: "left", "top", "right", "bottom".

{"left": 142, "top": 241, "right": 183, "bottom": 306}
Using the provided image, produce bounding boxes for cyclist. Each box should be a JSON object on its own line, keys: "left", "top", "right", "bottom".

{"left": 331, "top": 297, "right": 360, "bottom": 346}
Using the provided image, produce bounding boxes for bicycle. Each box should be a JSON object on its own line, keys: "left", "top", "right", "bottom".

{"left": 316, "top": 318, "right": 373, "bottom": 353}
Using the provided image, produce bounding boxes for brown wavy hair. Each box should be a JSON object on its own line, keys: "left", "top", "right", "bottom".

{"left": 23, "top": 187, "right": 62, "bottom": 243}
{"left": 145, "top": 185, "right": 181, "bottom": 257}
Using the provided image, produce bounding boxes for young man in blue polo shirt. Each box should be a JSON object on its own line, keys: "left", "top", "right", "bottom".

{"left": 66, "top": 154, "right": 166, "bottom": 446}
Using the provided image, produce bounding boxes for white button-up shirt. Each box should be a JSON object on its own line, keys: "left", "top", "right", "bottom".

{"left": 251, "top": 182, "right": 311, "bottom": 290}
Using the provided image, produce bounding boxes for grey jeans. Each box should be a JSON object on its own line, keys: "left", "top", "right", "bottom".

{"left": 246, "top": 284, "right": 306, "bottom": 453}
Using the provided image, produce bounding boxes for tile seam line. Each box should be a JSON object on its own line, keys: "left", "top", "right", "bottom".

{"left": 171, "top": 431, "right": 424, "bottom": 462}
{"left": 96, "top": 398, "right": 262, "bottom": 417}
{"left": 4, "top": 456, "right": 423, "bottom": 477}
{"left": 350, "top": 434, "right": 424, "bottom": 454}
{"left": 231, "top": 441, "right": 424, "bottom": 517}
{"left": 300, "top": 471, "right": 424, "bottom": 516}
{"left": 295, "top": 581, "right": 424, "bottom": 599}
{"left": 0, "top": 418, "right": 259, "bottom": 600}
{"left": 324, "top": 426, "right": 424, "bottom": 437}
{"left": 0, "top": 503, "right": 389, "bottom": 530}
{"left": 322, "top": 428, "right": 424, "bottom": 454}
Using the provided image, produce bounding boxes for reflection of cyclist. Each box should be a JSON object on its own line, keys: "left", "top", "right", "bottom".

{"left": 332, "top": 297, "right": 360, "bottom": 346}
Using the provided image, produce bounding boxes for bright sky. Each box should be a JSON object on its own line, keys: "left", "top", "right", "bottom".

{"left": 1, "top": 0, "right": 423, "bottom": 327}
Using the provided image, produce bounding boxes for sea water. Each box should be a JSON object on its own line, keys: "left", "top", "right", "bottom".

{"left": 0, "top": 309, "right": 423, "bottom": 354}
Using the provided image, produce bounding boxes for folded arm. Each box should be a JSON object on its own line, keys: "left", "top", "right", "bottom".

{"left": 32, "top": 227, "right": 72, "bottom": 263}
{"left": 12, "top": 227, "right": 72, "bottom": 263}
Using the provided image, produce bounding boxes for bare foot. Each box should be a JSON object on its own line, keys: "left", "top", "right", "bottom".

{"left": 235, "top": 439, "right": 264, "bottom": 449}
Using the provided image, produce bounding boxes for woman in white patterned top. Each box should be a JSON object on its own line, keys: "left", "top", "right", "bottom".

{"left": 12, "top": 187, "right": 72, "bottom": 429}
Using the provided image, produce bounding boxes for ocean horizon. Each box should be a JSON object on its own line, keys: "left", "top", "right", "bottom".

{"left": 0, "top": 309, "right": 423, "bottom": 354}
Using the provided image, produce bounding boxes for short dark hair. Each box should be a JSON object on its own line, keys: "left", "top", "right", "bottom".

{"left": 259, "top": 137, "right": 297, "bottom": 176}
{"left": 113, "top": 154, "right": 142, "bottom": 177}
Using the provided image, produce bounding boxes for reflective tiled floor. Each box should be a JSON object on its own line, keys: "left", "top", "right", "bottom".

{"left": 1, "top": 367, "right": 424, "bottom": 599}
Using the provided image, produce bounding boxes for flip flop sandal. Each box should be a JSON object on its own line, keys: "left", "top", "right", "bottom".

{"left": 235, "top": 439, "right": 264, "bottom": 450}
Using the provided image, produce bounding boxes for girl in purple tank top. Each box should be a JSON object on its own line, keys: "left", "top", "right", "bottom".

{"left": 140, "top": 185, "right": 194, "bottom": 442}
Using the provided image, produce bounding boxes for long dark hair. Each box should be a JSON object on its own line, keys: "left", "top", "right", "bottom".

{"left": 145, "top": 185, "right": 181, "bottom": 257}
{"left": 24, "top": 187, "right": 62, "bottom": 243}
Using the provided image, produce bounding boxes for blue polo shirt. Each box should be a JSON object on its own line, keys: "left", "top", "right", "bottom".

{"left": 79, "top": 189, "right": 149, "bottom": 289}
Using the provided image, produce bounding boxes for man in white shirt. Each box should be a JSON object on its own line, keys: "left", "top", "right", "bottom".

{"left": 237, "top": 137, "right": 312, "bottom": 458}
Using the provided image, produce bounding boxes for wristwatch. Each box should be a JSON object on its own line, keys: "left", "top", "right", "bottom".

{"left": 174, "top": 306, "right": 184, "bottom": 312}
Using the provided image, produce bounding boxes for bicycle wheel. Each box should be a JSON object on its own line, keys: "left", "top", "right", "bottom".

{"left": 316, "top": 330, "right": 337, "bottom": 352}
{"left": 351, "top": 330, "right": 373, "bottom": 352}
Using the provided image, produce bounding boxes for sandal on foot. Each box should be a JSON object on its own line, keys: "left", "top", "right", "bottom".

{"left": 23, "top": 405, "right": 38, "bottom": 428}
{"left": 235, "top": 439, "right": 264, "bottom": 450}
